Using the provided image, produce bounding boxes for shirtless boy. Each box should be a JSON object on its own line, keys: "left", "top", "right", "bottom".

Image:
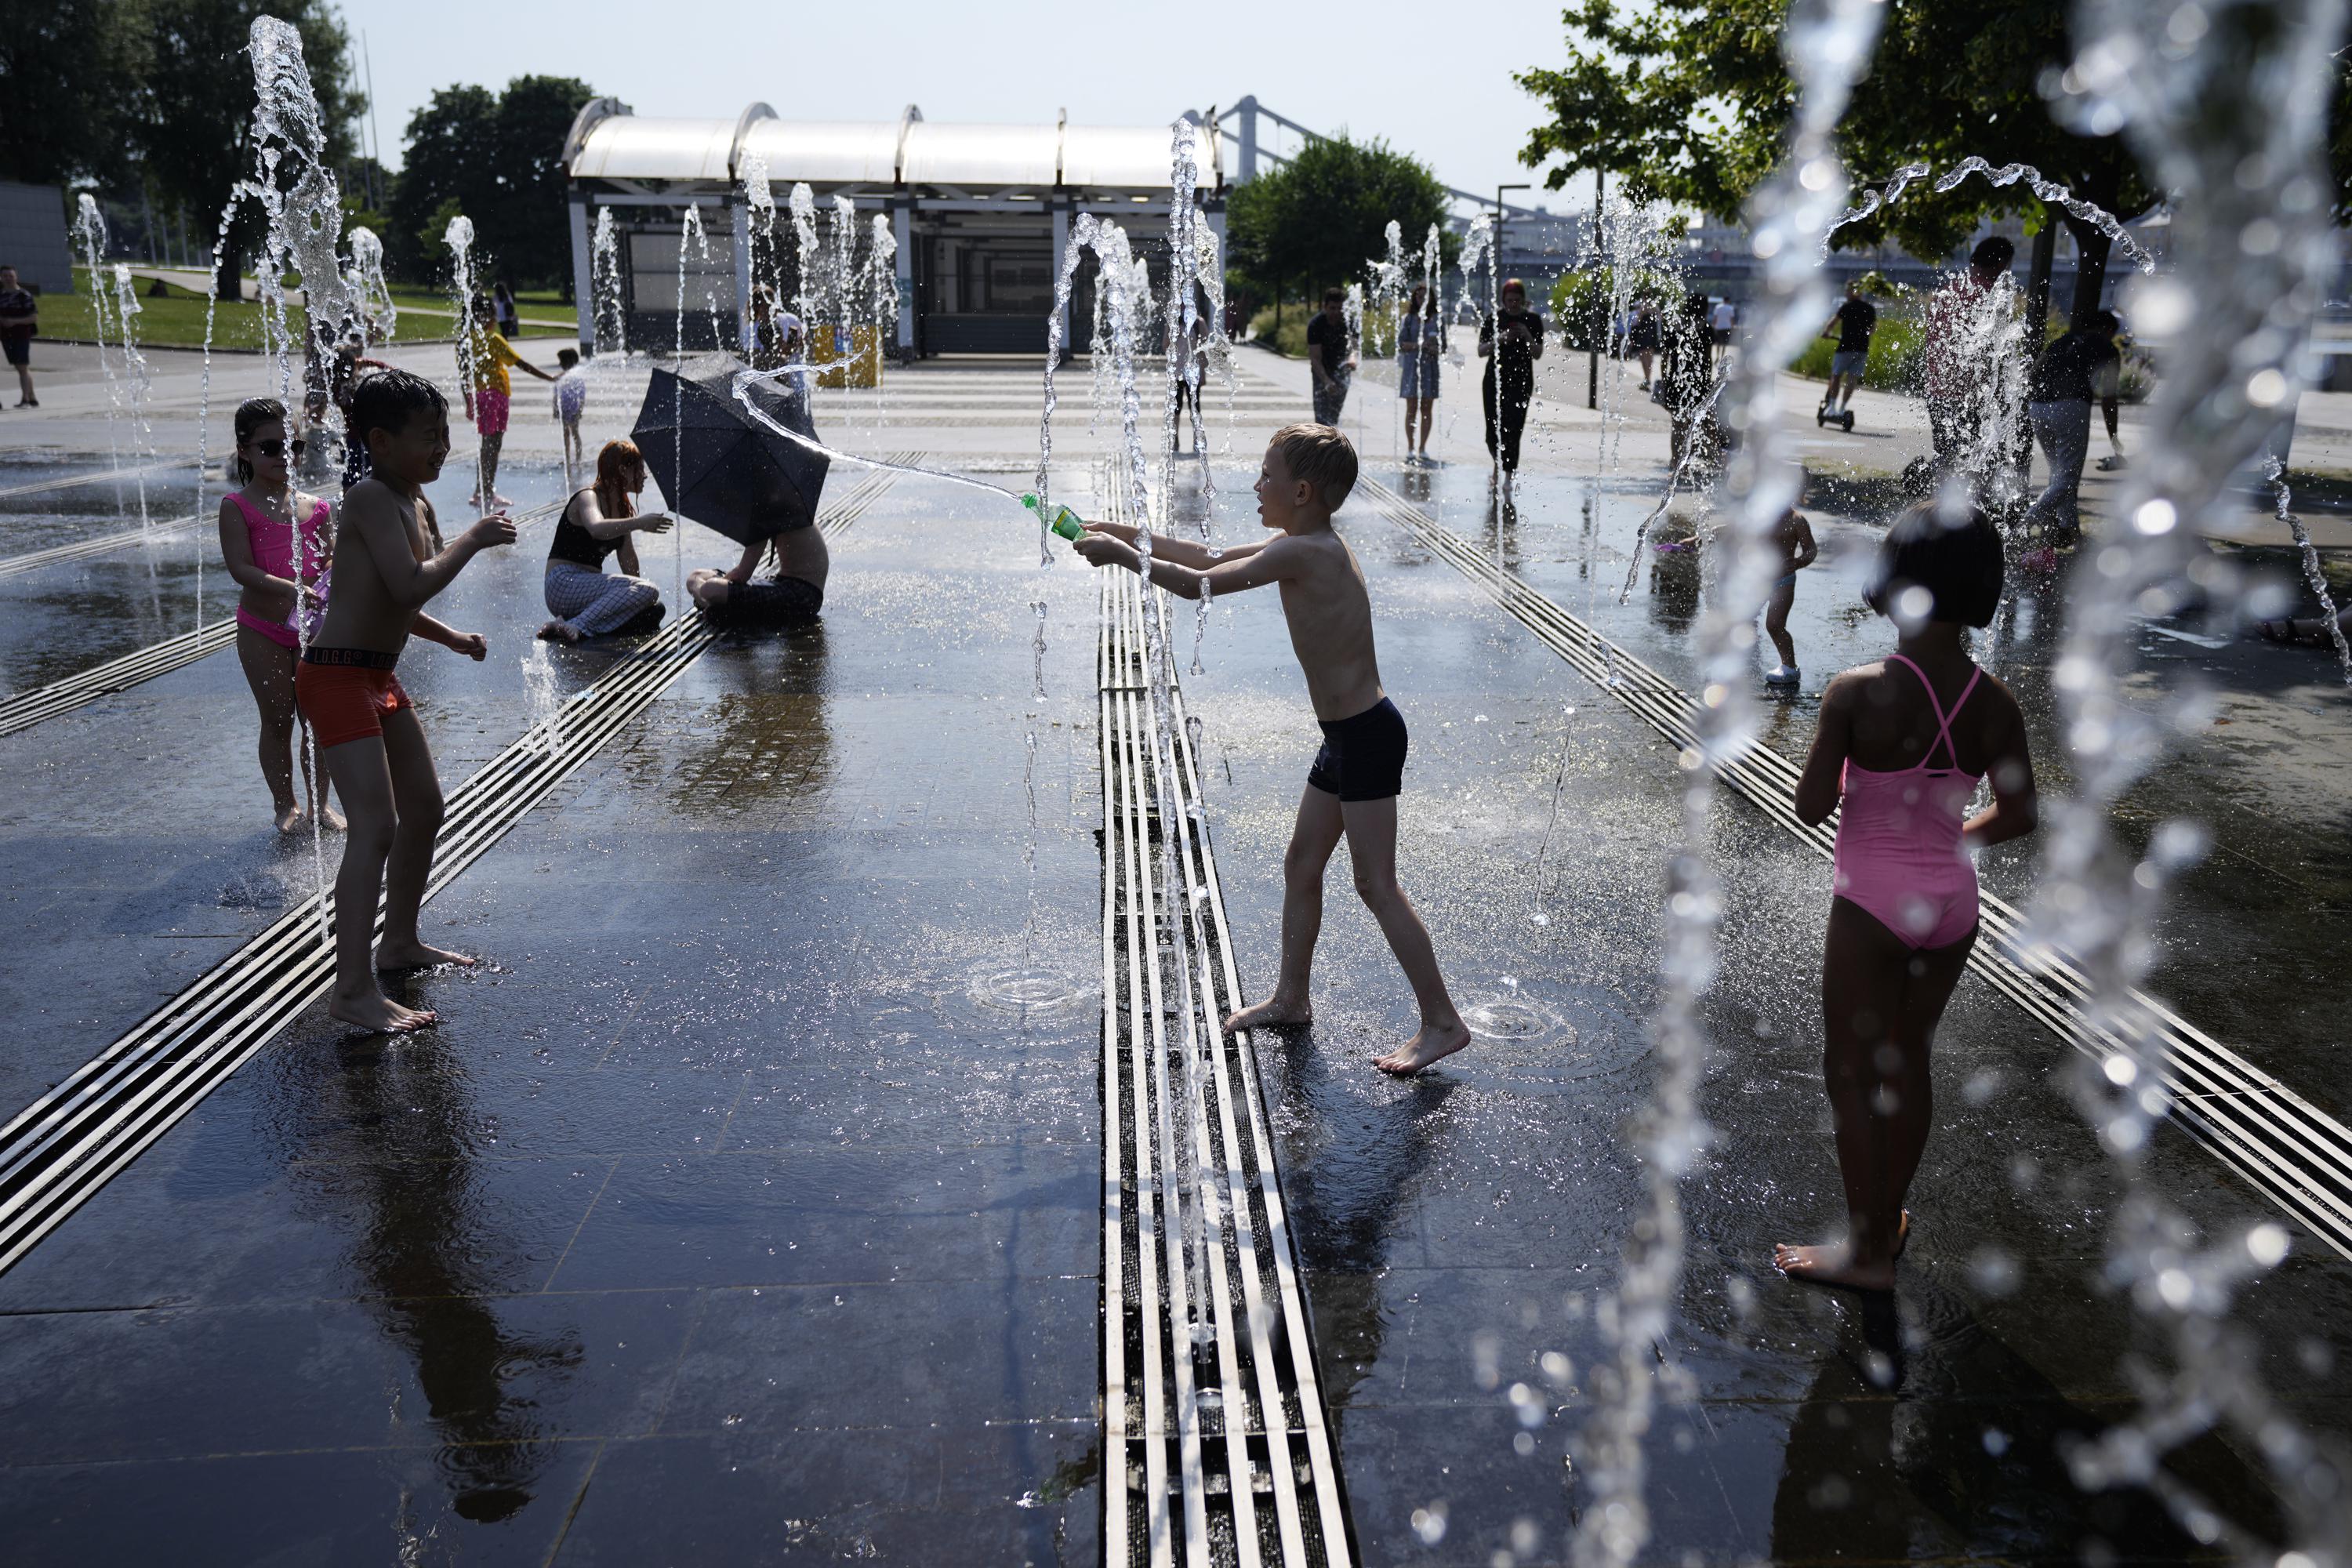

{"left": 1074, "top": 423, "right": 1470, "bottom": 1074}
{"left": 1762, "top": 504, "right": 1819, "bottom": 688}
{"left": 298, "top": 369, "right": 515, "bottom": 1032}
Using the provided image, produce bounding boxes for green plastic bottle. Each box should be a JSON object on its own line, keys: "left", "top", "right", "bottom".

{"left": 1022, "top": 492, "right": 1087, "bottom": 543}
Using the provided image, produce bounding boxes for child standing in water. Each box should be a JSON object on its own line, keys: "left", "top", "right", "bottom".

{"left": 219, "top": 396, "right": 340, "bottom": 833}
{"left": 1779, "top": 503, "right": 2037, "bottom": 1289}
{"left": 298, "top": 370, "right": 515, "bottom": 1033}
{"left": 462, "top": 296, "right": 557, "bottom": 510}
{"left": 554, "top": 347, "right": 588, "bottom": 479}
{"left": 1074, "top": 423, "right": 1470, "bottom": 1074}
{"left": 1762, "top": 503, "right": 1819, "bottom": 688}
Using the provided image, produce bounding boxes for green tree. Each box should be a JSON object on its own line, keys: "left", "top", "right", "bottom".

{"left": 1515, "top": 0, "right": 2183, "bottom": 321}
{"left": 1225, "top": 136, "right": 1452, "bottom": 306}
{"left": 132, "top": 0, "right": 364, "bottom": 303}
{"left": 388, "top": 75, "right": 595, "bottom": 292}
{"left": 0, "top": 0, "right": 150, "bottom": 189}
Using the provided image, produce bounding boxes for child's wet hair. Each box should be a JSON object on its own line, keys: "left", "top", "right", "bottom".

{"left": 557, "top": 347, "right": 580, "bottom": 368}
{"left": 350, "top": 368, "right": 447, "bottom": 449}
{"left": 1269, "top": 423, "right": 1358, "bottom": 510}
{"left": 230, "top": 397, "right": 288, "bottom": 482}
{"left": 1865, "top": 502, "right": 2005, "bottom": 628}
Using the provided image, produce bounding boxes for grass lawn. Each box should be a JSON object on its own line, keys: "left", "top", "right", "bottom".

{"left": 31, "top": 268, "right": 577, "bottom": 351}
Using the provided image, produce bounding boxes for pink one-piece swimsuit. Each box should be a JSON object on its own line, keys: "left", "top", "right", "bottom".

{"left": 1831, "top": 653, "right": 1985, "bottom": 950}
{"left": 228, "top": 491, "right": 332, "bottom": 651}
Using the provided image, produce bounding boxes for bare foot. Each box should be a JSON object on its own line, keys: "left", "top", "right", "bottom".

{"left": 1224, "top": 996, "right": 1312, "bottom": 1035}
{"left": 375, "top": 939, "right": 477, "bottom": 972}
{"left": 274, "top": 802, "right": 304, "bottom": 834}
{"left": 537, "top": 618, "right": 582, "bottom": 643}
{"left": 319, "top": 804, "right": 347, "bottom": 833}
{"left": 1374, "top": 1018, "right": 1474, "bottom": 1076}
{"left": 1773, "top": 1241, "right": 1896, "bottom": 1291}
{"left": 492, "top": 491, "right": 514, "bottom": 507}
{"left": 328, "top": 987, "right": 437, "bottom": 1033}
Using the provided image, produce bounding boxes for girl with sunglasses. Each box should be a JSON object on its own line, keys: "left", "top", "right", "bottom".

{"left": 220, "top": 397, "right": 341, "bottom": 833}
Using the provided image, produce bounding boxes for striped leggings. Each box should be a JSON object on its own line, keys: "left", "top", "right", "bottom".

{"left": 544, "top": 561, "right": 661, "bottom": 637}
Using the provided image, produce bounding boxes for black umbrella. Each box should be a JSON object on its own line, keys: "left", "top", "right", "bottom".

{"left": 631, "top": 353, "right": 829, "bottom": 543}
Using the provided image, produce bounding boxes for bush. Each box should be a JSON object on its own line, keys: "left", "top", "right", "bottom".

{"left": 1249, "top": 303, "right": 1308, "bottom": 358}
{"left": 1548, "top": 266, "right": 1683, "bottom": 352}
{"left": 1790, "top": 310, "right": 1924, "bottom": 390}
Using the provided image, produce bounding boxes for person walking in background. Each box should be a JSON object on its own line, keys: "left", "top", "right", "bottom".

{"left": 1478, "top": 277, "right": 1545, "bottom": 488}
{"left": 492, "top": 281, "right": 521, "bottom": 339}
{"left": 2021, "top": 309, "right": 2123, "bottom": 560}
{"left": 1657, "top": 291, "right": 1719, "bottom": 471}
{"left": 219, "top": 396, "right": 339, "bottom": 833}
{"left": 1711, "top": 296, "right": 1738, "bottom": 347}
{"left": 1922, "top": 237, "right": 2016, "bottom": 480}
{"left": 0, "top": 266, "right": 38, "bottom": 407}
{"left": 461, "top": 296, "right": 557, "bottom": 510}
{"left": 1817, "top": 279, "right": 1877, "bottom": 429}
{"left": 1628, "top": 301, "right": 1662, "bottom": 390}
{"left": 538, "top": 438, "right": 671, "bottom": 643}
{"left": 1396, "top": 282, "right": 1441, "bottom": 465}
{"left": 1780, "top": 503, "right": 2038, "bottom": 1290}
{"left": 1307, "top": 286, "right": 1356, "bottom": 426}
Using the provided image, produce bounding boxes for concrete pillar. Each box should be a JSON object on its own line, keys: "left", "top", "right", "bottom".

{"left": 568, "top": 198, "right": 595, "bottom": 354}
{"left": 1236, "top": 96, "right": 1257, "bottom": 183}
{"left": 1051, "top": 201, "right": 1073, "bottom": 356}
{"left": 732, "top": 200, "right": 756, "bottom": 353}
{"left": 893, "top": 201, "right": 915, "bottom": 357}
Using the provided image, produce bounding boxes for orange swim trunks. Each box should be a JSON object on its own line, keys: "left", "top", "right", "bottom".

{"left": 296, "top": 648, "right": 413, "bottom": 749}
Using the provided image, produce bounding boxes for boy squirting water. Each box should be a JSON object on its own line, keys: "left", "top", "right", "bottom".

{"left": 1073, "top": 423, "right": 1470, "bottom": 1074}
{"left": 298, "top": 370, "right": 516, "bottom": 1033}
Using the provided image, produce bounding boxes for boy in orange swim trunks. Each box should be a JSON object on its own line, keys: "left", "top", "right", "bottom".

{"left": 298, "top": 369, "right": 517, "bottom": 1033}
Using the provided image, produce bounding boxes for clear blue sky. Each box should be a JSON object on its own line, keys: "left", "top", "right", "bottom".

{"left": 337, "top": 0, "right": 1590, "bottom": 214}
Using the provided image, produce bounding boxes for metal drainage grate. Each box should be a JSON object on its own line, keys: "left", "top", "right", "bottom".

{"left": 0, "top": 514, "right": 203, "bottom": 581}
{"left": 1096, "top": 521, "right": 1354, "bottom": 1561}
{"left": 0, "top": 464, "right": 908, "bottom": 1274}
{"left": 0, "top": 492, "right": 575, "bottom": 740}
{"left": 1355, "top": 474, "right": 2352, "bottom": 1261}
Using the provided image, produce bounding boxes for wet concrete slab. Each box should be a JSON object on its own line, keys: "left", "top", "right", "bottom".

{"left": 0, "top": 470, "right": 1109, "bottom": 1559}
{"left": 1163, "top": 463, "right": 2347, "bottom": 1561}
{"left": 0, "top": 441, "right": 2341, "bottom": 1565}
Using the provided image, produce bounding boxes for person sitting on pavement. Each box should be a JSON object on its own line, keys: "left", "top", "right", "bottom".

{"left": 2020, "top": 309, "right": 2123, "bottom": 560}
{"left": 2256, "top": 600, "right": 2352, "bottom": 649}
{"left": 690, "top": 520, "right": 829, "bottom": 630}
{"left": 538, "top": 439, "right": 673, "bottom": 643}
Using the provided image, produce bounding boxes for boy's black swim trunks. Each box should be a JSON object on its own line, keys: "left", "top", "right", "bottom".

{"left": 1306, "top": 696, "right": 1409, "bottom": 802}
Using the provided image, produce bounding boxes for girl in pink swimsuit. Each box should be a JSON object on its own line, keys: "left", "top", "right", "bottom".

{"left": 219, "top": 397, "right": 341, "bottom": 833}
{"left": 1780, "top": 504, "right": 2038, "bottom": 1291}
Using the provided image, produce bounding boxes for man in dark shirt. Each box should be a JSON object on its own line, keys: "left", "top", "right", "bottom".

{"left": 0, "top": 266, "right": 38, "bottom": 408}
{"left": 1305, "top": 286, "right": 1356, "bottom": 426}
{"left": 1478, "top": 277, "right": 1546, "bottom": 486}
{"left": 1817, "top": 281, "right": 1876, "bottom": 425}
{"left": 2022, "top": 309, "right": 2122, "bottom": 549}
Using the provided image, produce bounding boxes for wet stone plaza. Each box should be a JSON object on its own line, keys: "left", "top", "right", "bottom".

{"left": 0, "top": 319, "right": 2347, "bottom": 1568}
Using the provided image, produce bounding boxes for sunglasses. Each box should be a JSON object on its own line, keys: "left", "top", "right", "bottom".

{"left": 251, "top": 438, "right": 307, "bottom": 459}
